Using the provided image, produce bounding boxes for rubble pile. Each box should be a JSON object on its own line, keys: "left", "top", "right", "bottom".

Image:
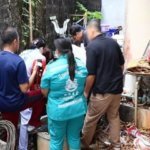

{"left": 92, "top": 122, "right": 150, "bottom": 150}
{"left": 127, "top": 57, "right": 150, "bottom": 75}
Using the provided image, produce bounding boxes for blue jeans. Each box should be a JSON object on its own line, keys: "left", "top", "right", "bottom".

{"left": 48, "top": 115, "right": 84, "bottom": 150}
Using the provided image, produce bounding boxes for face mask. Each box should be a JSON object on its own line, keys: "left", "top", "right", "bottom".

{"left": 54, "top": 51, "right": 60, "bottom": 59}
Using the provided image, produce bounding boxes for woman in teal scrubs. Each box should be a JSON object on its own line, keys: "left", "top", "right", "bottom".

{"left": 40, "top": 38, "right": 87, "bottom": 150}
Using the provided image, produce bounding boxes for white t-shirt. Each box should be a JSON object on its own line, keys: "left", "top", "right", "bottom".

{"left": 72, "top": 44, "right": 86, "bottom": 65}
{"left": 20, "top": 48, "right": 46, "bottom": 77}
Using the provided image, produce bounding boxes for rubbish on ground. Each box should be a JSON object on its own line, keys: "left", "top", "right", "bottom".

{"left": 94, "top": 120, "right": 150, "bottom": 150}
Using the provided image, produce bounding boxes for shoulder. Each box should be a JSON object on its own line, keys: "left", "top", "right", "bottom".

{"left": 87, "top": 36, "right": 103, "bottom": 51}
{"left": 0, "top": 51, "right": 24, "bottom": 66}
{"left": 20, "top": 49, "right": 32, "bottom": 56}
{"left": 47, "top": 58, "right": 59, "bottom": 66}
{"left": 88, "top": 36, "right": 118, "bottom": 49}
{"left": 46, "top": 59, "right": 63, "bottom": 71}
{"left": 86, "top": 41, "right": 98, "bottom": 54}
{"left": 12, "top": 53, "right": 24, "bottom": 63}
{"left": 34, "top": 50, "right": 46, "bottom": 60}
{"left": 41, "top": 54, "right": 46, "bottom": 61}
{"left": 43, "top": 59, "right": 65, "bottom": 78}
{"left": 103, "top": 36, "right": 119, "bottom": 46}
{"left": 9, "top": 54, "right": 25, "bottom": 69}
{"left": 105, "top": 37, "right": 121, "bottom": 51}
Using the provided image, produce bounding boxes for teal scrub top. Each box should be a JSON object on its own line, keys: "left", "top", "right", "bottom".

{"left": 40, "top": 55, "right": 88, "bottom": 121}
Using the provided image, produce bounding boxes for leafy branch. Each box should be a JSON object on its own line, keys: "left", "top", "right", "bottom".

{"left": 20, "top": 0, "right": 42, "bottom": 48}
{"left": 76, "top": 2, "right": 102, "bottom": 20}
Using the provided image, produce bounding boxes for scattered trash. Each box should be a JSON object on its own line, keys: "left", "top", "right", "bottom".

{"left": 93, "top": 121, "right": 150, "bottom": 150}
{"left": 127, "top": 126, "right": 150, "bottom": 147}
{"left": 134, "top": 138, "right": 150, "bottom": 150}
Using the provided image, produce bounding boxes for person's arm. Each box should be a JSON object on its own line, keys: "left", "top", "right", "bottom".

{"left": 40, "top": 66, "right": 50, "bottom": 97}
{"left": 41, "top": 89, "right": 49, "bottom": 97}
{"left": 116, "top": 43, "right": 125, "bottom": 72}
{"left": 121, "top": 65, "right": 124, "bottom": 71}
{"left": 84, "top": 45, "right": 97, "bottom": 98}
{"left": 17, "top": 61, "right": 29, "bottom": 93}
{"left": 84, "top": 75, "right": 95, "bottom": 98}
{"left": 28, "top": 63, "right": 38, "bottom": 87}
{"left": 19, "top": 61, "right": 38, "bottom": 93}
{"left": 19, "top": 83, "right": 29, "bottom": 93}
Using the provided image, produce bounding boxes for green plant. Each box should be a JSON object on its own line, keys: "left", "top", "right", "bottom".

{"left": 76, "top": 2, "right": 102, "bottom": 20}
{"left": 19, "top": 0, "right": 42, "bottom": 48}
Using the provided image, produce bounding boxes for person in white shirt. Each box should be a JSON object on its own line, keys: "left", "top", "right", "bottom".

{"left": 72, "top": 44, "right": 86, "bottom": 65}
{"left": 19, "top": 38, "right": 46, "bottom": 150}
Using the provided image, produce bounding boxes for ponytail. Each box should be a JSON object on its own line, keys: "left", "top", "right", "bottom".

{"left": 54, "top": 38, "right": 76, "bottom": 81}
{"left": 67, "top": 50, "right": 76, "bottom": 81}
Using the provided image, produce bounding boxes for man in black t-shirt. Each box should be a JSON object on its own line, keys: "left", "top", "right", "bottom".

{"left": 82, "top": 20, "right": 125, "bottom": 149}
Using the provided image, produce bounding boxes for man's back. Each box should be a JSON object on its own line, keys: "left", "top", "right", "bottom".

{"left": 86, "top": 34, "right": 124, "bottom": 94}
{"left": 82, "top": 19, "right": 123, "bottom": 148}
{"left": 0, "top": 51, "right": 28, "bottom": 111}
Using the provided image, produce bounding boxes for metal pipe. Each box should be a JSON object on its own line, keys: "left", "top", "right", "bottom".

{"left": 134, "top": 77, "right": 141, "bottom": 126}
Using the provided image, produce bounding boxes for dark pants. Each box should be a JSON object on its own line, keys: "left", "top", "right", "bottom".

{"left": 1, "top": 90, "right": 45, "bottom": 129}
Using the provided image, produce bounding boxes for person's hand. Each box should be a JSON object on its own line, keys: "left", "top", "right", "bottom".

{"left": 32, "top": 61, "right": 38, "bottom": 74}
{"left": 84, "top": 92, "right": 88, "bottom": 99}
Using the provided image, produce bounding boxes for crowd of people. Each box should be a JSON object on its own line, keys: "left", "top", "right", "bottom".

{"left": 0, "top": 19, "right": 124, "bottom": 150}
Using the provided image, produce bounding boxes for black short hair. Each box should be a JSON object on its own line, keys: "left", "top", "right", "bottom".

{"left": 32, "top": 38, "right": 46, "bottom": 49}
{"left": 70, "top": 24, "right": 82, "bottom": 36}
{"left": 1, "top": 27, "right": 19, "bottom": 45}
{"left": 87, "top": 19, "right": 101, "bottom": 32}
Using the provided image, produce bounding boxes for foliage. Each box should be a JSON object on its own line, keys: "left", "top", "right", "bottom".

{"left": 19, "top": 0, "right": 42, "bottom": 48}
{"left": 76, "top": 2, "right": 102, "bottom": 20}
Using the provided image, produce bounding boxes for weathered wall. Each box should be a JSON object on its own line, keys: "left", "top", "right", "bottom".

{"left": 0, "top": 0, "right": 101, "bottom": 48}
{"left": 0, "top": 0, "right": 18, "bottom": 29}
{"left": 0, "top": 0, "right": 19, "bottom": 47}
{"left": 45, "top": 0, "right": 101, "bottom": 48}
{"left": 45, "top": 0, "right": 76, "bottom": 48}
{"left": 0, "top": 0, "right": 76, "bottom": 48}
{"left": 124, "top": 0, "right": 150, "bottom": 64}
{"left": 0, "top": 0, "right": 12, "bottom": 29}
{"left": 101, "top": 0, "right": 125, "bottom": 28}
{"left": 0, "top": 0, "right": 16, "bottom": 48}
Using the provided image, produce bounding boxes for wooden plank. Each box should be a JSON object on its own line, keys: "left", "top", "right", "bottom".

{"left": 70, "top": 14, "right": 84, "bottom": 17}
{"left": 120, "top": 104, "right": 150, "bottom": 129}
{"left": 29, "top": 0, "right": 33, "bottom": 42}
{"left": 138, "top": 108, "right": 150, "bottom": 129}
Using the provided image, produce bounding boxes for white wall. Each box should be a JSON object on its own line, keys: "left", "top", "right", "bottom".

{"left": 101, "top": 0, "right": 150, "bottom": 61}
{"left": 101, "top": 0, "right": 125, "bottom": 28}
{"left": 125, "top": 0, "right": 150, "bottom": 60}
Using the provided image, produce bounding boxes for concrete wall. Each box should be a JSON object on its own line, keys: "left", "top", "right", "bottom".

{"left": 101, "top": 0, "right": 125, "bottom": 28}
{"left": 124, "top": 0, "right": 150, "bottom": 61}
{"left": 0, "top": 0, "right": 12, "bottom": 28}
{"left": 46, "top": 0, "right": 76, "bottom": 48}
{"left": 0, "top": 0, "right": 101, "bottom": 48}
{"left": 0, "top": 0, "right": 18, "bottom": 47}
{"left": 46, "top": 0, "right": 101, "bottom": 47}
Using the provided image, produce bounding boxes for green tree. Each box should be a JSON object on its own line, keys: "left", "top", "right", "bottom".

{"left": 76, "top": 2, "right": 102, "bottom": 20}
